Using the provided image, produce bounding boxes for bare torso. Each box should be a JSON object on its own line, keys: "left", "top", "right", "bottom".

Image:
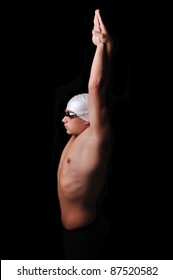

{"left": 57, "top": 125, "right": 111, "bottom": 229}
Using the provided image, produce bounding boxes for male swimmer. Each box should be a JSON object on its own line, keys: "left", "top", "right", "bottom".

{"left": 57, "top": 9, "right": 114, "bottom": 259}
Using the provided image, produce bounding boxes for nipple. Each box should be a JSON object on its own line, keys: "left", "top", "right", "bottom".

{"left": 67, "top": 157, "right": 71, "bottom": 164}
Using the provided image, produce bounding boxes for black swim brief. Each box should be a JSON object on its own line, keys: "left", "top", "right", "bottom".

{"left": 61, "top": 213, "right": 110, "bottom": 260}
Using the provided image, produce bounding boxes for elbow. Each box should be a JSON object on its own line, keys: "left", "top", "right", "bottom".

{"left": 88, "top": 78, "right": 103, "bottom": 92}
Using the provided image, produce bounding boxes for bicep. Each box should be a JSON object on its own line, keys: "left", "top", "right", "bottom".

{"left": 88, "top": 88, "right": 109, "bottom": 132}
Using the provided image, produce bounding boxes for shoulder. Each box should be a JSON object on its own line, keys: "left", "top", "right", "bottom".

{"left": 81, "top": 124, "right": 111, "bottom": 145}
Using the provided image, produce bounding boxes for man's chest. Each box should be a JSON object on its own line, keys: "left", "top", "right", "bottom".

{"left": 58, "top": 138, "right": 101, "bottom": 179}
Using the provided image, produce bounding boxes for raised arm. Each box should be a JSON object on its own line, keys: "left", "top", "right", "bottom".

{"left": 88, "top": 9, "right": 114, "bottom": 133}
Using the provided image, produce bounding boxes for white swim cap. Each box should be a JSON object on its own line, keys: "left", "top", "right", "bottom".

{"left": 66, "top": 93, "right": 90, "bottom": 122}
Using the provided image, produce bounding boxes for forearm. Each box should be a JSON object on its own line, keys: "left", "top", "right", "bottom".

{"left": 88, "top": 42, "right": 113, "bottom": 92}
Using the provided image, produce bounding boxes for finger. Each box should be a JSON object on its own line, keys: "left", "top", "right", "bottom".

{"left": 96, "top": 9, "right": 107, "bottom": 33}
{"left": 94, "top": 11, "right": 100, "bottom": 32}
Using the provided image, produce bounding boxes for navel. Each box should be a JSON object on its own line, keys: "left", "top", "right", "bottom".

{"left": 67, "top": 157, "right": 71, "bottom": 164}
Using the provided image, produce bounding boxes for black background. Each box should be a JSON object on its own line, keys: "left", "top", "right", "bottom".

{"left": 2, "top": 0, "right": 172, "bottom": 260}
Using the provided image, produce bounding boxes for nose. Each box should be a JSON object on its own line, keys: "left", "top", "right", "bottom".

{"left": 62, "top": 116, "right": 67, "bottom": 123}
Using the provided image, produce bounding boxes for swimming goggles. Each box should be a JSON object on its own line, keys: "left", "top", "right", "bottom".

{"left": 64, "top": 111, "right": 79, "bottom": 119}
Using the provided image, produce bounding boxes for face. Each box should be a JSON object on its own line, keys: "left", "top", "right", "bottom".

{"left": 62, "top": 110, "right": 89, "bottom": 136}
